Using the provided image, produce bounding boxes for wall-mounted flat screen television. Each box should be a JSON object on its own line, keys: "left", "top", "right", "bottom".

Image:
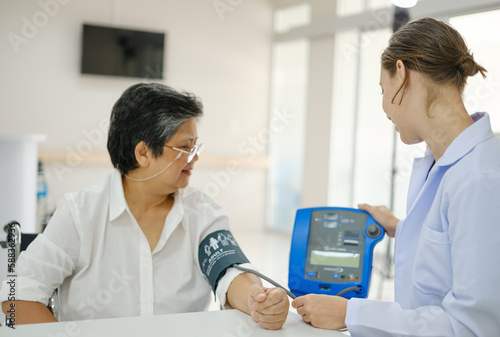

{"left": 81, "top": 24, "right": 165, "bottom": 79}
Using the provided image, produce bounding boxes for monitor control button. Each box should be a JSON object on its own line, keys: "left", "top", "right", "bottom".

{"left": 366, "top": 224, "right": 381, "bottom": 238}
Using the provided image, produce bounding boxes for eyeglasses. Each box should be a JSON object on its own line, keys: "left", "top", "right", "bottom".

{"left": 164, "top": 142, "right": 204, "bottom": 163}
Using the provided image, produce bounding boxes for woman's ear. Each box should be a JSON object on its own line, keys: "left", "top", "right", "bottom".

{"left": 396, "top": 60, "right": 407, "bottom": 84}
{"left": 134, "top": 141, "right": 152, "bottom": 168}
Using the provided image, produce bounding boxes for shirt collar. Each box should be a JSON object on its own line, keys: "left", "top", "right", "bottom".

{"left": 168, "top": 191, "right": 186, "bottom": 230}
{"left": 108, "top": 170, "right": 187, "bottom": 231}
{"left": 436, "top": 112, "right": 494, "bottom": 167}
{"left": 109, "top": 170, "right": 127, "bottom": 221}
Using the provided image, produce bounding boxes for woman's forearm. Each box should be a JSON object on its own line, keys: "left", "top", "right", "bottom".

{"left": 225, "top": 272, "right": 262, "bottom": 313}
{"left": 1, "top": 300, "right": 58, "bottom": 325}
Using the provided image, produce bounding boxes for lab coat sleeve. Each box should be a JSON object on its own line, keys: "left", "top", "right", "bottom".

{"left": 346, "top": 298, "right": 455, "bottom": 337}
{"left": 346, "top": 173, "right": 500, "bottom": 337}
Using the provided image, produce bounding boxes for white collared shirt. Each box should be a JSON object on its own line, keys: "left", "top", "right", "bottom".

{"left": 0, "top": 171, "right": 253, "bottom": 321}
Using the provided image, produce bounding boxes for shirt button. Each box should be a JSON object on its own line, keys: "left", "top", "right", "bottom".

{"left": 144, "top": 265, "right": 150, "bottom": 271}
{"left": 144, "top": 294, "right": 151, "bottom": 300}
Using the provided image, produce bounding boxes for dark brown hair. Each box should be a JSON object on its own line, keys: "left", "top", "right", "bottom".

{"left": 381, "top": 17, "right": 487, "bottom": 109}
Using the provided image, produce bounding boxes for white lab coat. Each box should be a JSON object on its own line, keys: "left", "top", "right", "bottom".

{"left": 345, "top": 112, "right": 500, "bottom": 336}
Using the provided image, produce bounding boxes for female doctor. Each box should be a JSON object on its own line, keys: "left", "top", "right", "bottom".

{"left": 292, "top": 17, "right": 500, "bottom": 336}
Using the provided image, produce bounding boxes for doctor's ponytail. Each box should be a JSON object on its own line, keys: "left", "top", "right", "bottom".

{"left": 381, "top": 17, "right": 487, "bottom": 94}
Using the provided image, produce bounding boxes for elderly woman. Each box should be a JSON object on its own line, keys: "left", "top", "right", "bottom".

{"left": 1, "top": 83, "right": 289, "bottom": 329}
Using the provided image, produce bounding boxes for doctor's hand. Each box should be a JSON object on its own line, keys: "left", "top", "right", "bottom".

{"left": 292, "top": 294, "right": 348, "bottom": 330}
{"left": 248, "top": 284, "right": 289, "bottom": 330}
{"left": 358, "top": 203, "right": 399, "bottom": 237}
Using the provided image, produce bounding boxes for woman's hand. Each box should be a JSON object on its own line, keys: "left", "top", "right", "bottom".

{"left": 358, "top": 203, "right": 400, "bottom": 237}
{"left": 248, "top": 285, "right": 289, "bottom": 330}
{"left": 227, "top": 273, "right": 289, "bottom": 330}
{"left": 292, "top": 294, "right": 348, "bottom": 330}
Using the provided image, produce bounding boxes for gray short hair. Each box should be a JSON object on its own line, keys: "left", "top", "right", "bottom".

{"left": 107, "top": 83, "right": 203, "bottom": 174}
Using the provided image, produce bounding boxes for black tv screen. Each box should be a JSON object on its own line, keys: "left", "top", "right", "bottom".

{"left": 81, "top": 24, "right": 165, "bottom": 79}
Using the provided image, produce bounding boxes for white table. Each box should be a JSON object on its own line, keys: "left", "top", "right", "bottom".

{"left": 5, "top": 309, "right": 349, "bottom": 336}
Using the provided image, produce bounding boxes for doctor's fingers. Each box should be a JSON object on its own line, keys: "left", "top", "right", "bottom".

{"left": 292, "top": 294, "right": 337, "bottom": 314}
{"left": 291, "top": 295, "right": 306, "bottom": 309}
{"left": 358, "top": 203, "right": 393, "bottom": 220}
{"left": 295, "top": 307, "right": 319, "bottom": 328}
{"left": 293, "top": 296, "right": 316, "bottom": 318}
{"left": 295, "top": 299, "right": 347, "bottom": 330}
{"left": 358, "top": 203, "right": 398, "bottom": 236}
{"left": 294, "top": 303, "right": 308, "bottom": 317}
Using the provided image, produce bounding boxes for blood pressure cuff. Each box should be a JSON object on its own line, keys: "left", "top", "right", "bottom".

{"left": 198, "top": 229, "right": 250, "bottom": 293}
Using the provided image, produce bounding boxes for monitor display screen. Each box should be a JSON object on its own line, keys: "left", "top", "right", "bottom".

{"left": 310, "top": 250, "right": 360, "bottom": 268}
{"left": 81, "top": 24, "right": 165, "bottom": 79}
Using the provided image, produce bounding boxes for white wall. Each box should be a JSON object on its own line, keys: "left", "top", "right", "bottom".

{"left": 0, "top": 0, "right": 274, "bottom": 231}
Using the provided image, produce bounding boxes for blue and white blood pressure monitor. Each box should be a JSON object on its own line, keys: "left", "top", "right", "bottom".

{"left": 288, "top": 207, "right": 385, "bottom": 299}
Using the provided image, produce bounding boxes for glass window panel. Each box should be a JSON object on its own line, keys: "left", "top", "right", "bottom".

{"left": 268, "top": 3, "right": 312, "bottom": 233}
{"left": 329, "top": 30, "right": 359, "bottom": 206}
{"left": 369, "top": 0, "right": 391, "bottom": 11}
{"left": 450, "top": 10, "right": 500, "bottom": 134}
{"left": 352, "top": 28, "right": 394, "bottom": 207}
{"left": 330, "top": 28, "right": 398, "bottom": 210}
{"left": 274, "top": 3, "right": 311, "bottom": 33}
{"left": 266, "top": 39, "right": 309, "bottom": 233}
{"left": 336, "top": 0, "right": 365, "bottom": 17}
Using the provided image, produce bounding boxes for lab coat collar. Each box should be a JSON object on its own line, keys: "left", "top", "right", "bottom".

{"left": 435, "top": 112, "right": 492, "bottom": 167}
{"left": 406, "top": 148, "right": 435, "bottom": 214}
{"left": 405, "top": 112, "right": 491, "bottom": 213}
{"left": 108, "top": 170, "right": 186, "bottom": 231}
